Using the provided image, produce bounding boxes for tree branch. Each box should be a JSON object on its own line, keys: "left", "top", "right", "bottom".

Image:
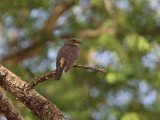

{"left": 27, "top": 65, "right": 106, "bottom": 88}
{"left": 78, "top": 27, "right": 116, "bottom": 37}
{"left": 1, "top": 39, "right": 44, "bottom": 63}
{"left": 44, "top": 0, "right": 75, "bottom": 32}
{"left": 1, "top": 0, "right": 75, "bottom": 63}
{"left": 104, "top": 0, "right": 115, "bottom": 19}
{"left": 0, "top": 90, "right": 24, "bottom": 120}
{"left": 73, "top": 65, "right": 106, "bottom": 73}
{"left": 27, "top": 71, "right": 56, "bottom": 89}
{"left": 0, "top": 64, "right": 66, "bottom": 120}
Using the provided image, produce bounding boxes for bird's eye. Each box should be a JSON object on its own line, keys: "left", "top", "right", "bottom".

{"left": 73, "top": 40, "right": 76, "bottom": 42}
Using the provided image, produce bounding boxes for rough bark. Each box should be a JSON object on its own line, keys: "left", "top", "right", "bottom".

{"left": 0, "top": 90, "right": 24, "bottom": 120}
{"left": 0, "top": 64, "right": 66, "bottom": 120}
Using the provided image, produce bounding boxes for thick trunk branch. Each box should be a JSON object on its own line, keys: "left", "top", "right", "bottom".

{"left": 0, "top": 64, "right": 66, "bottom": 120}
{"left": 0, "top": 90, "right": 24, "bottom": 120}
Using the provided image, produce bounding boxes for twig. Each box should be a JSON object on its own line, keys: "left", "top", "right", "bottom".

{"left": 27, "top": 65, "right": 106, "bottom": 88}
{"left": 27, "top": 71, "right": 56, "bottom": 89}
{"left": 73, "top": 65, "right": 106, "bottom": 73}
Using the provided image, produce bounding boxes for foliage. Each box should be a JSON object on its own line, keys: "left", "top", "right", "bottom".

{"left": 0, "top": 0, "right": 160, "bottom": 120}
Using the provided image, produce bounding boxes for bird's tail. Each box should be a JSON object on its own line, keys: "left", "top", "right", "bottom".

{"left": 55, "top": 68, "right": 63, "bottom": 80}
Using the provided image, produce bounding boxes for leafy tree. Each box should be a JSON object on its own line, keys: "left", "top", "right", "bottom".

{"left": 0, "top": 0, "right": 160, "bottom": 120}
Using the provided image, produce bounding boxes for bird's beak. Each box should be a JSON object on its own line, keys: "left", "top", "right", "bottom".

{"left": 77, "top": 40, "right": 83, "bottom": 44}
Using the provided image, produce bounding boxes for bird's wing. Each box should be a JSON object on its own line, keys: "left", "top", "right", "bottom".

{"left": 55, "top": 46, "right": 69, "bottom": 80}
{"left": 56, "top": 46, "right": 68, "bottom": 70}
{"left": 64, "top": 47, "right": 79, "bottom": 72}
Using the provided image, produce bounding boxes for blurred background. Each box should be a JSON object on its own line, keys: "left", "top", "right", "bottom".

{"left": 0, "top": 0, "right": 160, "bottom": 120}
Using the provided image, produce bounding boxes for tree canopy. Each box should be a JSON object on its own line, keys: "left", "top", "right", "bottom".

{"left": 0, "top": 0, "right": 160, "bottom": 120}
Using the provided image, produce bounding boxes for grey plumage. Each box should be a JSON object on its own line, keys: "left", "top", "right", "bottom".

{"left": 55, "top": 38, "right": 82, "bottom": 80}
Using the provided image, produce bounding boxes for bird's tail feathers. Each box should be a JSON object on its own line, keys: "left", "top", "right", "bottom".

{"left": 55, "top": 68, "right": 63, "bottom": 80}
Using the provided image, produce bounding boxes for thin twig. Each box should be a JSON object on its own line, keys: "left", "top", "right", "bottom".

{"left": 73, "top": 65, "right": 106, "bottom": 73}
{"left": 27, "top": 71, "right": 56, "bottom": 89}
{"left": 27, "top": 65, "right": 106, "bottom": 88}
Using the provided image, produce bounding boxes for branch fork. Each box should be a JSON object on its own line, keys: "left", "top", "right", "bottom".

{"left": 27, "top": 65, "right": 106, "bottom": 88}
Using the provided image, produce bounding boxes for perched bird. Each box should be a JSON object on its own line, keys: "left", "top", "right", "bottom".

{"left": 55, "top": 38, "right": 82, "bottom": 80}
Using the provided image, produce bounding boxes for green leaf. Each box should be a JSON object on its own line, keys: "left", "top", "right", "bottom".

{"left": 138, "top": 36, "right": 150, "bottom": 51}
{"left": 121, "top": 113, "right": 140, "bottom": 120}
{"left": 106, "top": 72, "right": 117, "bottom": 84}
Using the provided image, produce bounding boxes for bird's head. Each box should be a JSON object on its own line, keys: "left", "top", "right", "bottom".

{"left": 65, "top": 38, "right": 82, "bottom": 46}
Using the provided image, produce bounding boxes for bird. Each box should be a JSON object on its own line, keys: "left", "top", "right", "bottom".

{"left": 55, "top": 38, "right": 82, "bottom": 80}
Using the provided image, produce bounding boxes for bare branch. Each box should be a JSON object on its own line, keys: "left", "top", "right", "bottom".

{"left": 78, "top": 27, "right": 116, "bottom": 37}
{"left": 0, "top": 90, "right": 24, "bottom": 120}
{"left": 0, "top": 64, "right": 66, "bottom": 120}
{"left": 1, "top": 39, "right": 44, "bottom": 63}
{"left": 104, "top": 0, "right": 118, "bottom": 26}
{"left": 0, "top": 63, "right": 105, "bottom": 119}
{"left": 44, "top": 1, "right": 76, "bottom": 32}
{"left": 27, "top": 65, "right": 106, "bottom": 88}
{"left": 73, "top": 65, "right": 106, "bottom": 73}
{"left": 104, "top": 0, "right": 115, "bottom": 18}
{"left": 27, "top": 71, "right": 56, "bottom": 89}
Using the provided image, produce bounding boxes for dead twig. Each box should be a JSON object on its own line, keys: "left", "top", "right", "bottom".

{"left": 73, "top": 65, "right": 106, "bottom": 73}
{"left": 27, "top": 71, "right": 56, "bottom": 89}
{"left": 27, "top": 65, "right": 106, "bottom": 88}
